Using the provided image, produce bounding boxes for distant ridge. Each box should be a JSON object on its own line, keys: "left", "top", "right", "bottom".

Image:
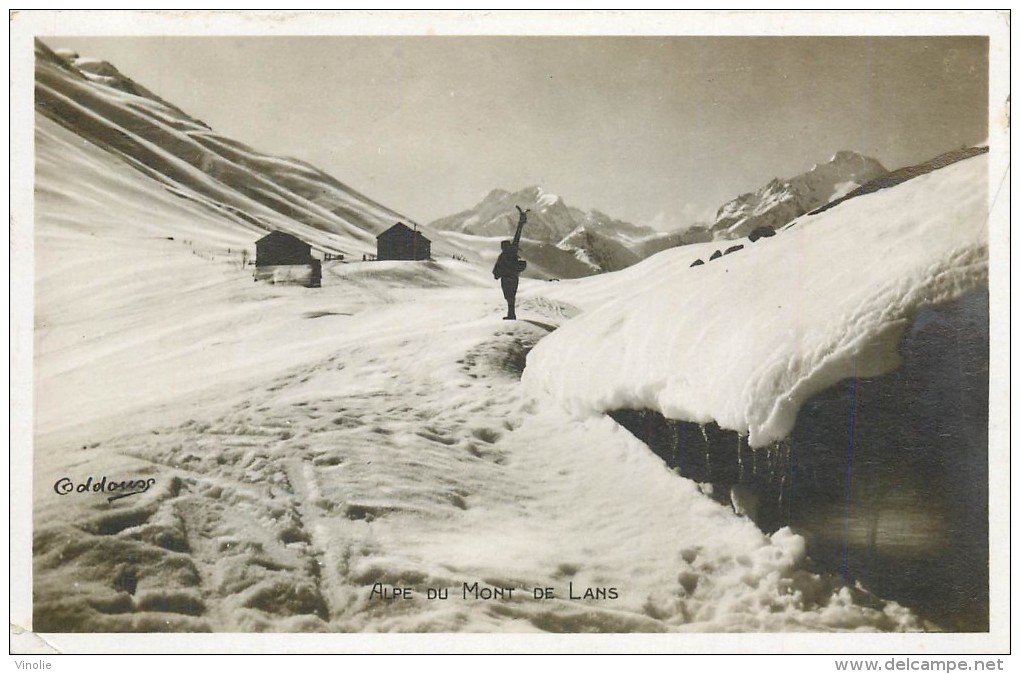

{"left": 33, "top": 38, "right": 465, "bottom": 259}
{"left": 810, "top": 146, "right": 989, "bottom": 217}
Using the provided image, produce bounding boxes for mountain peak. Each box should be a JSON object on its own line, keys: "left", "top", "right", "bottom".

{"left": 52, "top": 46, "right": 142, "bottom": 93}
{"left": 512, "top": 185, "right": 560, "bottom": 206}
{"left": 429, "top": 186, "right": 655, "bottom": 274}
{"left": 711, "top": 150, "right": 888, "bottom": 239}
{"left": 39, "top": 40, "right": 209, "bottom": 130}
{"left": 482, "top": 188, "right": 510, "bottom": 203}
{"left": 830, "top": 149, "right": 868, "bottom": 164}
{"left": 536, "top": 191, "right": 562, "bottom": 209}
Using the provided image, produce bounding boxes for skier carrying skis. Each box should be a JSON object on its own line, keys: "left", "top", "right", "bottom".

{"left": 492, "top": 206, "right": 529, "bottom": 320}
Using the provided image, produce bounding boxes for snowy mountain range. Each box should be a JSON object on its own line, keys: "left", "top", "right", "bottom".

{"left": 709, "top": 150, "right": 888, "bottom": 240}
{"left": 430, "top": 186, "right": 657, "bottom": 274}
{"left": 33, "top": 39, "right": 468, "bottom": 260}
{"left": 36, "top": 36, "right": 896, "bottom": 280}
{"left": 632, "top": 224, "right": 714, "bottom": 258}
{"left": 33, "top": 38, "right": 691, "bottom": 279}
{"left": 34, "top": 38, "right": 647, "bottom": 284}
{"left": 431, "top": 149, "right": 890, "bottom": 277}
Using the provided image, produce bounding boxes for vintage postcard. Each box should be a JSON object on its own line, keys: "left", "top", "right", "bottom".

{"left": 9, "top": 10, "right": 1011, "bottom": 655}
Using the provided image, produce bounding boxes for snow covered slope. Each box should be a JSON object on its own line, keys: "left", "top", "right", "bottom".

{"left": 523, "top": 151, "right": 987, "bottom": 448}
{"left": 35, "top": 111, "right": 321, "bottom": 434}
{"left": 632, "top": 224, "right": 713, "bottom": 258}
{"left": 557, "top": 226, "right": 641, "bottom": 273}
{"left": 711, "top": 151, "right": 888, "bottom": 240}
{"left": 34, "top": 39, "right": 469, "bottom": 260}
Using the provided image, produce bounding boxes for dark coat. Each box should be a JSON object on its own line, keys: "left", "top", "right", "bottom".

{"left": 492, "top": 250, "right": 527, "bottom": 280}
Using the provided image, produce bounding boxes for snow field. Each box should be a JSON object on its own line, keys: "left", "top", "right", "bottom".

{"left": 33, "top": 284, "right": 918, "bottom": 631}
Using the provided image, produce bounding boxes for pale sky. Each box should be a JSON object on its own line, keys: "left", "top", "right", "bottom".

{"left": 42, "top": 36, "right": 988, "bottom": 230}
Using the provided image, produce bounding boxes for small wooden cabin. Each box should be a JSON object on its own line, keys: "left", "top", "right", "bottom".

{"left": 254, "top": 231, "right": 321, "bottom": 287}
{"left": 377, "top": 222, "right": 431, "bottom": 261}
{"left": 256, "top": 231, "right": 312, "bottom": 266}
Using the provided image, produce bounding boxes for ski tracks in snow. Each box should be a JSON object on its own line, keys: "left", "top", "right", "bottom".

{"left": 32, "top": 289, "right": 564, "bottom": 632}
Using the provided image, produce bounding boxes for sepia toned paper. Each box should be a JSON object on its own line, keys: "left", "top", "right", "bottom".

{"left": 9, "top": 9, "right": 1011, "bottom": 655}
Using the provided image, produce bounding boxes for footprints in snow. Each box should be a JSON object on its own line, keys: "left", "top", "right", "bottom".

{"left": 471, "top": 427, "right": 502, "bottom": 444}
{"left": 458, "top": 325, "right": 546, "bottom": 380}
{"left": 35, "top": 317, "right": 537, "bottom": 631}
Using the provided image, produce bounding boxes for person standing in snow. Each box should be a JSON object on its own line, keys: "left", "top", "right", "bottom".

{"left": 492, "top": 206, "right": 529, "bottom": 320}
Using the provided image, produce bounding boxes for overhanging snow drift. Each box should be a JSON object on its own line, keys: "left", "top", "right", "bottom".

{"left": 523, "top": 153, "right": 988, "bottom": 448}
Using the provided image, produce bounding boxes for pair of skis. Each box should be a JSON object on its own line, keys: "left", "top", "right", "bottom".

{"left": 510, "top": 205, "right": 529, "bottom": 251}
{"left": 510, "top": 206, "right": 529, "bottom": 273}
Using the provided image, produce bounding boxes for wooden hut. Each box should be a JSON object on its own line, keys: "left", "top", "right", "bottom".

{"left": 254, "top": 231, "right": 320, "bottom": 287}
{"left": 256, "top": 231, "right": 312, "bottom": 266}
{"left": 376, "top": 222, "right": 431, "bottom": 261}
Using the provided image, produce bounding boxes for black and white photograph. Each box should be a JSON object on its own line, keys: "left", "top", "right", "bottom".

{"left": 9, "top": 10, "right": 1011, "bottom": 655}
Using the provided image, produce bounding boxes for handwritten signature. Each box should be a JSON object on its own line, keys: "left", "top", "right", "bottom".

{"left": 53, "top": 476, "right": 157, "bottom": 502}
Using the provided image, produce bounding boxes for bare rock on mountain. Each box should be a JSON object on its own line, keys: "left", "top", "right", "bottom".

{"left": 711, "top": 151, "right": 887, "bottom": 240}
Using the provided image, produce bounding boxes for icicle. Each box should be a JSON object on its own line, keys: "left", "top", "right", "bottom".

{"left": 671, "top": 424, "right": 681, "bottom": 470}
{"left": 699, "top": 422, "right": 712, "bottom": 478}
{"left": 774, "top": 438, "right": 791, "bottom": 512}
{"left": 768, "top": 439, "right": 786, "bottom": 485}
{"left": 751, "top": 436, "right": 758, "bottom": 477}
{"left": 778, "top": 472, "right": 787, "bottom": 512}
{"left": 736, "top": 433, "right": 744, "bottom": 481}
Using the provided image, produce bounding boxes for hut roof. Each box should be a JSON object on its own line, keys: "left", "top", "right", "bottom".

{"left": 377, "top": 222, "right": 430, "bottom": 243}
{"left": 256, "top": 230, "right": 308, "bottom": 247}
